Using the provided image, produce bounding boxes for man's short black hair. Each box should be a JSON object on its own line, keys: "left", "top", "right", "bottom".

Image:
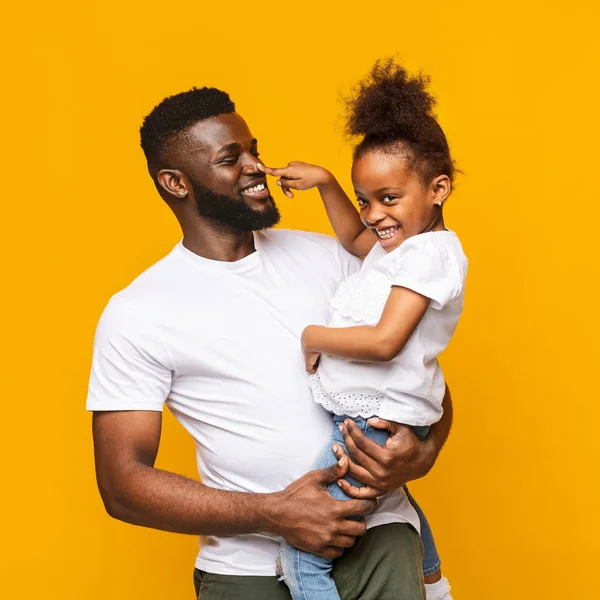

{"left": 140, "top": 87, "right": 235, "bottom": 167}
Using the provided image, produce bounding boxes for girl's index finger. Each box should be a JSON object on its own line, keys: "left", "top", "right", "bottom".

{"left": 256, "top": 163, "right": 297, "bottom": 179}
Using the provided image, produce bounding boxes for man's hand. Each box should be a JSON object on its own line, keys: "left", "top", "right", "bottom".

{"left": 332, "top": 419, "right": 432, "bottom": 498}
{"left": 333, "top": 387, "right": 453, "bottom": 499}
{"left": 269, "top": 457, "right": 375, "bottom": 559}
{"left": 257, "top": 161, "right": 333, "bottom": 198}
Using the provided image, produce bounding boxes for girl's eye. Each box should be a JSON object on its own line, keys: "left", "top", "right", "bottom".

{"left": 356, "top": 198, "right": 367, "bottom": 207}
{"left": 382, "top": 194, "right": 397, "bottom": 203}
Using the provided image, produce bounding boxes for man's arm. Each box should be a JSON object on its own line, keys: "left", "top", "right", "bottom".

{"left": 333, "top": 385, "right": 453, "bottom": 498}
{"left": 93, "top": 410, "right": 374, "bottom": 558}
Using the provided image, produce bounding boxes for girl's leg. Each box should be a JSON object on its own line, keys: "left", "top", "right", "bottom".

{"left": 278, "top": 416, "right": 426, "bottom": 600}
{"left": 404, "top": 487, "right": 453, "bottom": 600}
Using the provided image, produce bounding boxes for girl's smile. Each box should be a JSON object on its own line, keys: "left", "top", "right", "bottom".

{"left": 351, "top": 150, "right": 450, "bottom": 252}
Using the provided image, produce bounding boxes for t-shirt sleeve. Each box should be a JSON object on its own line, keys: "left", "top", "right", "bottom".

{"left": 86, "top": 296, "right": 173, "bottom": 412}
{"left": 387, "top": 237, "right": 463, "bottom": 310}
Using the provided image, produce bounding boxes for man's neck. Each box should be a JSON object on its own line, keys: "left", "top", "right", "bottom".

{"left": 182, "top": 223, "right": 256, "bottom": 263}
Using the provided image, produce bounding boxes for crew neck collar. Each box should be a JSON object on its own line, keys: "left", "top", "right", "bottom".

{"left": 176, "top": 232, "right": 262, "bottom": 273}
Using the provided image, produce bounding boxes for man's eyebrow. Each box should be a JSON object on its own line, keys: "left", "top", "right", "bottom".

{"left": 216, "top": 142, "right": 242, "bottom": 156}
{"left": 215, "top": 139, "right": 258, "bottom": 157}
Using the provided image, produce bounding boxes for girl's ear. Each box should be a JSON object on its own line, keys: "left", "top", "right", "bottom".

{"left": 431, "top": 174, "right": 451, "bottom": 207}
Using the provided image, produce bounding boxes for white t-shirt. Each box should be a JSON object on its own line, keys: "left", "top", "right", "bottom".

{"left": 310, "top": 230, "right": 468, "bottom": 426}
{"left": 86, "top": 229, "right": 420, "bottom": 576}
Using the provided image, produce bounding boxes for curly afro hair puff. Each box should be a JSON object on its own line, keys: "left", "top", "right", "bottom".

{"left": 345, "top": 58, "right": 455, "bottom": 185}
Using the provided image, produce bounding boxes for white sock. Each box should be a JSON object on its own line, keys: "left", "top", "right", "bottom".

{"left": 425, "top": 576, "right": 453, "bottom": 600}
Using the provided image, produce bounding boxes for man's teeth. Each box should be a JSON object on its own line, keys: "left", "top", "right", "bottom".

{"left": 243, "top": 183, "right": 266, "bottom": 194}
{"left": 375, "top": 226, "right": 398, "bottom": 240}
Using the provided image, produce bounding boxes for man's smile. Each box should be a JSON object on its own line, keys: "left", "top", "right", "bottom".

{"left": 240, "top": 178, "right": 270, "bottom": 200}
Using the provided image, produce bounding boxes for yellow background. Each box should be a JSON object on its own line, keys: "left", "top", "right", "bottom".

{"left": 1, "top": 1, "right": 598, "bottom": 598}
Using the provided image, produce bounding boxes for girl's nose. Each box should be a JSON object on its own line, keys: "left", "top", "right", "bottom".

{"left": 365, "top": 212, "right": 385, "bottom": 227}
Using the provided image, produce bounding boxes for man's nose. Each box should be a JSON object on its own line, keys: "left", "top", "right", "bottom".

{"left": 241, "top": 154, "right": 260, "bottom": 174}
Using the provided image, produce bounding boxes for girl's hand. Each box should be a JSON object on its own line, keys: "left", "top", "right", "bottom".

{"left": 301, "top": 324, "right": 322, "bottom": 373}
{"left": 257, "top": 162, "right": 333, "bottom": 198}
{"left": 303, "top": 348, "right": 321, "bottom": 374}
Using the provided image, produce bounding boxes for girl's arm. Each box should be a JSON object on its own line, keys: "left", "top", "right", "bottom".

{"left": 316, "top": 175, "right": 377, "bottom": 257}
{"left": 302, "top": 286, "right": 429, "bottom": 370}
{"left": 257, "top": 162, "right": 376, "bottom": 257}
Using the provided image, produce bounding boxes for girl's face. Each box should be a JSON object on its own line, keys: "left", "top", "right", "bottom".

{"left": 351, "top": 150, "right": 450, "bottom": 253}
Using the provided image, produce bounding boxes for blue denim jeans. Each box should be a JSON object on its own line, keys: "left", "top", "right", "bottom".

{"left": 279, "top": 415, "right": 439, "bottom": 600}
{"left": 405, "top": 486, "right": 441, "bottom": 577}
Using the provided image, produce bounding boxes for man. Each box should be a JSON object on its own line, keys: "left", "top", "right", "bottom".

{"left": 87, "top": 87, "right": 453, "bottom": 599}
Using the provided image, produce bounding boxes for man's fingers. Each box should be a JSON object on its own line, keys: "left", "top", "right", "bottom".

{"left": 332, "top": 443, "right": 380, "bottom": 488}
{"left": 330, "top": 534, "right": 357, "bottom": 549}
{"left": 335, "top": 517, "right": 368, "bottom": 537}
{"left": 337, "top": 479, "right": 382, "bottom": 499}
{"left": 339, "top": 422, "right": 382, "bottom": 471}
{"left": 315, "top": 457, "right": 349, "bottom": 485}
{"left": 319, "top": 547, "right": 344, "bottom": 560}
{"left": 344, "top": 420, "right": 388, "bottom": 462}
{"left": 345, "top": 460, "right": 381, "bottom": 488}
{"left": 337, "top": 498, "right": 376, "bottom": 518}
{"left": 367, "top": 418, "right": 414, "bottom": 444}
{"left": 366, "top": 417, "right": 395, "bottom": 432}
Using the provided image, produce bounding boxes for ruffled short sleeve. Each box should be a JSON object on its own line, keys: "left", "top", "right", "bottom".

{"left": 386, "top": 235, "right": 464, "bottom": 310}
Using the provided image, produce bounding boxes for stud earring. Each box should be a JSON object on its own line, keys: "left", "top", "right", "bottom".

{"left": 436, "top": 201, "right": 443, "bottom": 206}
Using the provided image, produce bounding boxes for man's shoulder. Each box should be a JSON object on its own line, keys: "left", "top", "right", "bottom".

{"left": 105, "top": 244, "right": 184, "bottom": 316}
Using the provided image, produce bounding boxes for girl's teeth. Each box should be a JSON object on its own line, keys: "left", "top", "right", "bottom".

{"left": 377, "top": 227, "right": 398, "bottom": 240}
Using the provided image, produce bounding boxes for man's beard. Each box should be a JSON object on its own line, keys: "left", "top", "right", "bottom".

{"left": 191, "top": 179, "right": 281, "bottom": 232}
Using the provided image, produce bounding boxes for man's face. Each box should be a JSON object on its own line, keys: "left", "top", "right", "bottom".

{"left": 171, "top": 113, "right": 280, "bottom": 231}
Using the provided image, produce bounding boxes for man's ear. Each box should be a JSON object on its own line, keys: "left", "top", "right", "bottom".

{"left": 157, "top": 169, "right": 189, "bottom": 199}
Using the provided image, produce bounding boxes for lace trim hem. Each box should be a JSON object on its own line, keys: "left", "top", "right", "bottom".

{"left": 309, "top": 373, "right": 383, "bottom": 418}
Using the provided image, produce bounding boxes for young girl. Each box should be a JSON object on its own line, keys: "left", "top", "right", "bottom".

{"left": 259, "top": 59, "right": 466, "bottom": 600}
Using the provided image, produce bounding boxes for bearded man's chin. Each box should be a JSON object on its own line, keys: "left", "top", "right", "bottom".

{"left": 192, "top": 181, "right": 281, "bottom": 232}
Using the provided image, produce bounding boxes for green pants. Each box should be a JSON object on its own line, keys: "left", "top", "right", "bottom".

{"left": 193, "top": 523, "right": 425, "bottom": 600}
